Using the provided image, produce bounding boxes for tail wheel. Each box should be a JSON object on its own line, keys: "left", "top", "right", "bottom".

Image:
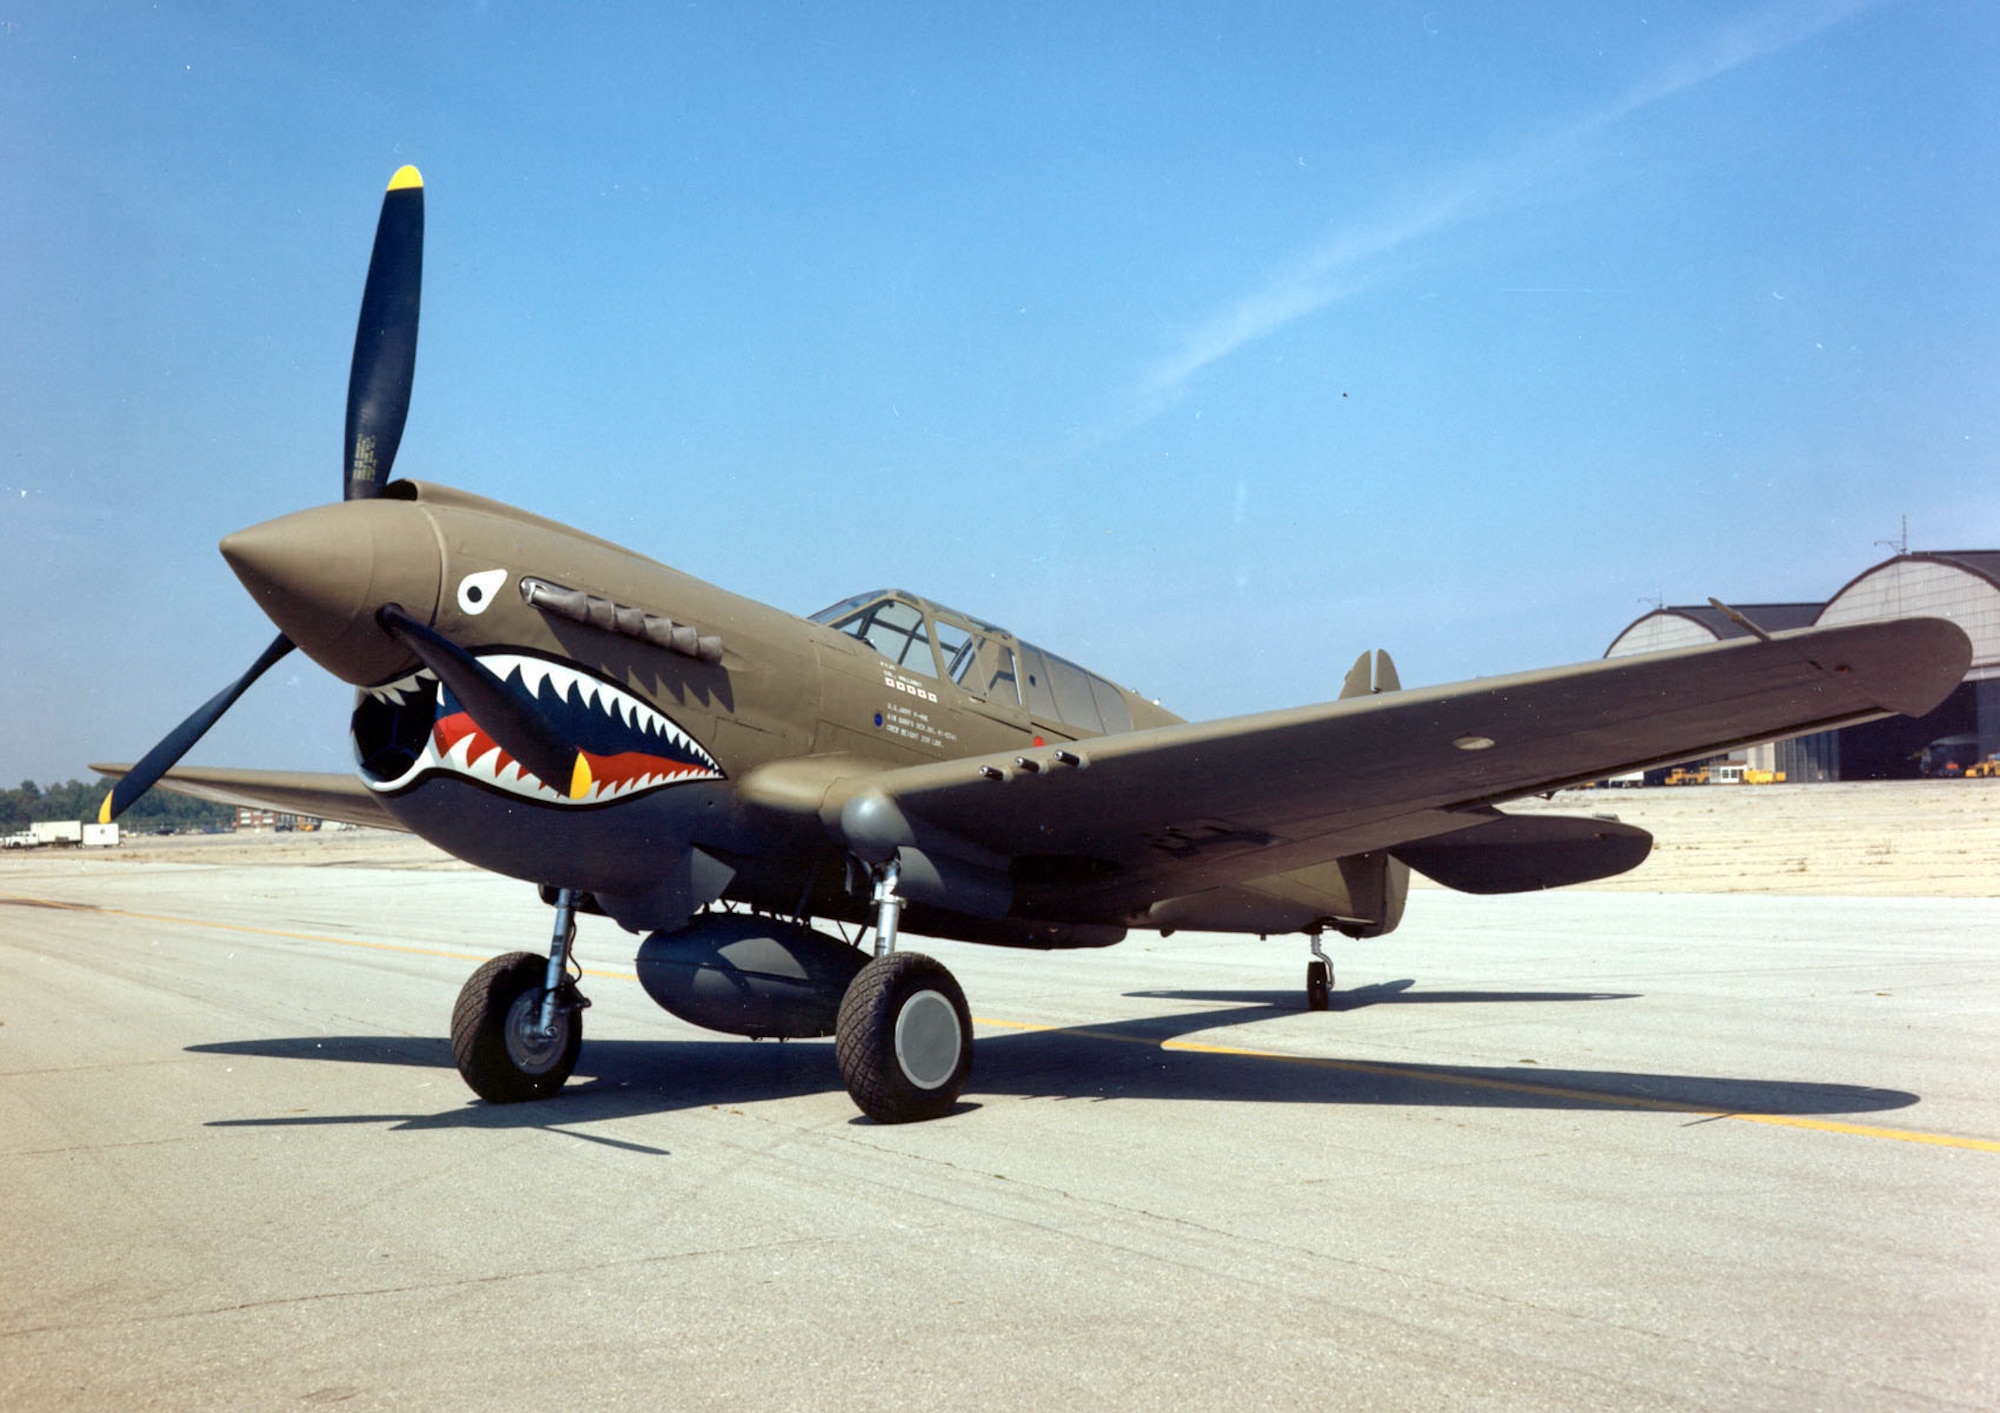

{"left": 451, "top": 951, "right": 582, "bottom": 1103}
{"left": 1306, "top": 958, "right": 1331, "bottom": 1011}
{"left": 835, "top": 952, "right": 972, "bottom": 1123}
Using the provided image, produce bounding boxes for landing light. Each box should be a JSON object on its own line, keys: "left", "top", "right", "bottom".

{"left": 1453, "top": 735, "right": 1496, "bottom": 752}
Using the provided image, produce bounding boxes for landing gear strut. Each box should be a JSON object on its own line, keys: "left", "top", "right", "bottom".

{"left": 835, "top": 857, "right": 973, "bottom": 1123}
{"left": 1306, "top": 934, "right": 1334, "bottom": 1012}
{"left": 451, "top": 886, "right": 590, "bottom": 1103}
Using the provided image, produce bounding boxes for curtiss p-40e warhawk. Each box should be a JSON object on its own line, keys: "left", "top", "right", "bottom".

{"left": 98, "top": 169, "right": 1971, "bottom": 1122}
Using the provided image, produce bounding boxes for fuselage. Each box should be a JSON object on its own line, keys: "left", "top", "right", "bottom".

{"left": 220, "top": 481, "right": 1186, "bottom": 940}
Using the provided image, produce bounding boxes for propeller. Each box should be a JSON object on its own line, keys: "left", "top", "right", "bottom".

{"left": 344, "top": 165, "right": 424, "bottom": 500}
{"left": 101, "top": 167, "right": 426, "bottom": 822}
{"left": 376, "top": 604, "right": 592, "bottom": 801}
{"left": 98, "top": 632, "right": 296, "bottom": 823}
{"left": 344, "top": 175, "right": 592, "bottom": 801}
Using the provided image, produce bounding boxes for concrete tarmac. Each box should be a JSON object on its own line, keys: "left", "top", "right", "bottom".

{"left": 2, "top": 852, "right": 1996, "bottom": 1409}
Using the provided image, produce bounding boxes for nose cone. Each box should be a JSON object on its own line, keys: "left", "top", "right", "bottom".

{"left": 222, "top": 499, "right": 442, "bottom": 685}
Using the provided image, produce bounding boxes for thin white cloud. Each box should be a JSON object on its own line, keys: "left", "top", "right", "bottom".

{"left": 1130, "top": 191, "right": 1469, "bottom": 410}
{"left": 1091, "top": 0, "right": 1886, "bottom": 445}
{"left": 1591, "top": 0, "right": 1881, "bottom": 130}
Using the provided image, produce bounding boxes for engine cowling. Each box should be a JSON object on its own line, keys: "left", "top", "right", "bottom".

{"left": 636, "top": 913, "right": 870, "bottom": 1039}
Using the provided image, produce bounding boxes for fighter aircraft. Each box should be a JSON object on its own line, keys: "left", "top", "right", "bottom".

{"left": 96, "top": 168, "right": 1972, "bottom": 1123}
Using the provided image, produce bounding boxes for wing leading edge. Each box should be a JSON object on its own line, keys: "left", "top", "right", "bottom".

{"left": 86, "top": 764, "right": 407, "bottom": 832}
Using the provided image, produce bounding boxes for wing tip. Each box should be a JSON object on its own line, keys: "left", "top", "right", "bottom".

{"left": 1839, "top": 616, "right": 1972, "bottom": 717}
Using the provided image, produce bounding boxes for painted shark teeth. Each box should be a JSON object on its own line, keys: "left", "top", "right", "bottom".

{"left": 477, "top": 653, "right": 714, "bottom": 762}
{"left": 358, "top": 652, "right": 722, "bottom": 804}
{"left": 364, "top": 668, "right": 436, "bottom": 708}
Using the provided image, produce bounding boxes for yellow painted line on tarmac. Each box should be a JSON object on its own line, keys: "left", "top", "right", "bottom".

{"left": 11, "top": 892, "right": 1996, "bottom": 1152}
{"left": 1721, "top": 1113, "right": 2000, "bottom": 1150}
{"left": 971, "top": 1016, "right": 2000, "bottom": 1153}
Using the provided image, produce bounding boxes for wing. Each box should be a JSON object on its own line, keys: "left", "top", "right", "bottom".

{"left": 87, "top": 764, "right": 407, "bottom": 832}
{"left": 759, "top": 617, "right": 1968, "bottom": 922}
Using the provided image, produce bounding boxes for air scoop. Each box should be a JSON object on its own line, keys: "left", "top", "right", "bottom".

{"left": 222, "top": 498, "right": 442, "bottom": 686}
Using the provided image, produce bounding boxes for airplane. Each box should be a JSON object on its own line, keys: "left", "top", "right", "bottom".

{"left": 95, "top": 167, "right": 1972, "bottom": 1123}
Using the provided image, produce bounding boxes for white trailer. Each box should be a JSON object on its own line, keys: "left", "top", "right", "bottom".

{"left": 31, "top": 820, "right": 83, "bottom": 846}
{"left": 83, "top": 823, "right": 120, "bottom": 848}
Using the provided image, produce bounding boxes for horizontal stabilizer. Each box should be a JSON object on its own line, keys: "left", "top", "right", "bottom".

{"left": 1392, "top": 811, "right": 1651, "bottom": 894}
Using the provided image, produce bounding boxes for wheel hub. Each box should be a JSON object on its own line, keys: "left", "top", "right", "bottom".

{"left": 504, "top": 988, "right": 570, "bottom": 1075}
{"left": 893, "top": 989, "right": 961, "bottom": 1090}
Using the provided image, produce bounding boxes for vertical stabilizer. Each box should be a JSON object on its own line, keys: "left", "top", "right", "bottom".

{"left": 1335, "top": 649, "right": 1406, "bottom": 935}
{"left": 1339, "top": 649, "right": 1401, "bottom": 699}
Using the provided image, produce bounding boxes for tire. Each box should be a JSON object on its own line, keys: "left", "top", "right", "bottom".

{"left": 451, "top": 951, "right": 582, "bottom": 1103}
{"left": 1306, "top": 959, "right": 1331, "bottom": 1012}
{"left": 834, "top": 952, "right": 973, "bottom": 1123}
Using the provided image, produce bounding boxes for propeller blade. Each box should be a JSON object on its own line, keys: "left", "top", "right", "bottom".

{"left": 375, "top": 604, "right": 591, "bottom": 800}
{"left": 98, "top": 632, "right": 297, "bottom": 823}
{"left": 344, "top": 165, "right": 424, "bottom": 501}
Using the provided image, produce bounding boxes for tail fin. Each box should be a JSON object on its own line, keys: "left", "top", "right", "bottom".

{"left": 1340, "top": 648, "right": 1401, "bottom": 699}
{"left": 1333, "top": 649, "right": 1408, "bottom": 935}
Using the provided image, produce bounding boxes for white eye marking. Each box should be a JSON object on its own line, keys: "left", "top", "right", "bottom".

{"left": 457, "top": 568, "right": 510, "bottom": 616}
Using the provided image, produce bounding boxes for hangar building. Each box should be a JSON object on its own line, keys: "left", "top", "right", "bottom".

{"left": 1605, "top": 551, "right": 2000, "bottom": 781}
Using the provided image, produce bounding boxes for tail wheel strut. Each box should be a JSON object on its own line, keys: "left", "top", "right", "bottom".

{"left": 1306, "top": 935, "right": 1334, "bottom": 1011}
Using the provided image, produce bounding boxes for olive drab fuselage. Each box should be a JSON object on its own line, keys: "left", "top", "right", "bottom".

{"left": 283, "top": 480, "right": 1180, "bottom": 941}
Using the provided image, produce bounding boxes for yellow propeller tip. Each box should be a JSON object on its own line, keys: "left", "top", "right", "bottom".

{"left": 97, "top": 792, "right": 114, "bottom": 826}
{"left": 387, "top": 165, "right": 423, "bottom": 192}
{"left": 569, "top": 755, "right": 593, "bottom": 801}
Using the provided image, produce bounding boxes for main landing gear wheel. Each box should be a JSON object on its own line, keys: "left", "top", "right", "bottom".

{"left": 451, "top": 951, "right": 583, "bottom": 1103}
{"left": 835, "top": 951, "right": 973, "bottom": 1123}
{"left": 1306, "top": 958, "right": 1331, "bottom": 1011}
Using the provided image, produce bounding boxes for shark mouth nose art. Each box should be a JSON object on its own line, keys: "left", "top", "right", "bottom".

{"left": 352, "top": 652, "right": 723, "bottom": 804}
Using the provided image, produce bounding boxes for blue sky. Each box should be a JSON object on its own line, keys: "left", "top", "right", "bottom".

{"left": 4, "top": 2, "right": 1995, "bottom": 783}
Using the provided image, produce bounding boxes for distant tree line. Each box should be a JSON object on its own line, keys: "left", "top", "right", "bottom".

{"left": 1, "top": 779, "right": 234, "bottom": 833}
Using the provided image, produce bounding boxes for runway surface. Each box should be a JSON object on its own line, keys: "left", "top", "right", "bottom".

{"left": 3, "top": 852, "right": 1996, "bottom": 1409}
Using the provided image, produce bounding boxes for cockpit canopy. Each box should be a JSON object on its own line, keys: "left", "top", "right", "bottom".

{"left": 810, "top": 589, "right": 1138, "bottom": 735}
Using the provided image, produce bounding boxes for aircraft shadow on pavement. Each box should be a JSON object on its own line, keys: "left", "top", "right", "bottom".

{"left": 188, "top": 984, "right": 1918, "bottom": 1126}
{"left": 1126, "top": 979, "right": 1642, "bottom": 1011}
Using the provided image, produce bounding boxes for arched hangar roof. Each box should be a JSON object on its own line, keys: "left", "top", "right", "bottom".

{"left": 1816, "top": 552, "right": 2000, "bottom": 683}
{"left": 1605, "top": 602, "right": 1822, "bottom": 659}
